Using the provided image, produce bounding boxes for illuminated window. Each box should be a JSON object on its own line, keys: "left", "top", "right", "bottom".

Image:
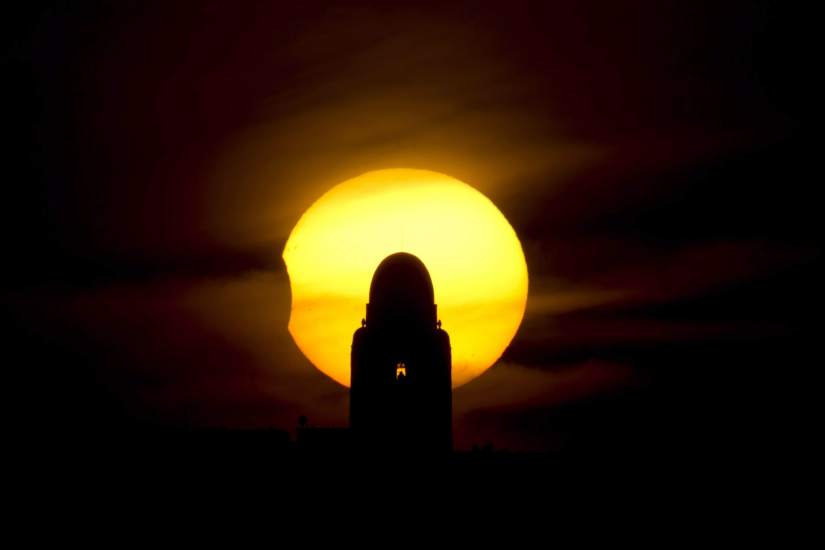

{"left": 396, "top": 362, "right": 407, "bottom": 380}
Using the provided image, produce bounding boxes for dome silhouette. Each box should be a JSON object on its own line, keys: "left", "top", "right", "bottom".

{"left": 366, "top": 252, "right": 437, "bottom": 329}
{"left": 368, "top": 252, "right": 435, "bottom": 306}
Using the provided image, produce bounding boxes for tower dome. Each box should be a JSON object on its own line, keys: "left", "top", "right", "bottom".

{"left": 366, "top": 252, "right": 437, "bottom": 328}
{"left": 369, "top": 252, "right": 435, "bottom": 305}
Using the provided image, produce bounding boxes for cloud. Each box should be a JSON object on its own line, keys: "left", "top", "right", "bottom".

{"left": 453, "top": 360, "right": 637, "bottom": 451}
{"left": 7, "top": 268, "right": 348, "bottom": 432}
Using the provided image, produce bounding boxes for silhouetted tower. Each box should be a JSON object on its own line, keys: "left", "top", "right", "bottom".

{"left": 350, "top": 252, "right": 452, "bottom": 453}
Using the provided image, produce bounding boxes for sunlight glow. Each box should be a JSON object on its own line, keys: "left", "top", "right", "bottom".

{"left": 282, "top": 169, "right": 528, "bottom": 387}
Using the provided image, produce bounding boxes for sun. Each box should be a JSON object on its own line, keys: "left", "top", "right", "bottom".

{"left": 282, "top": 168, "right": 528, "bottom": 388}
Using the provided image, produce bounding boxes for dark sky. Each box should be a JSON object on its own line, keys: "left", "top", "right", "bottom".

{"left": 3, "top": 1, "right": 817, "bottom": 454}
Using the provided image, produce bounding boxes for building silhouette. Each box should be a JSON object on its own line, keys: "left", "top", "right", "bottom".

{"left": 350, "top": 252, "right": 452, "bottom": 453}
